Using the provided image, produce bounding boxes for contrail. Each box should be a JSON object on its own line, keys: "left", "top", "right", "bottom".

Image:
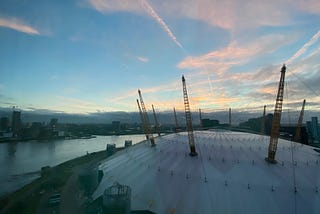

{"left": 139, "top": 0, "right": 183, "bottom": 49}
{"left": 139, "top": 0, "right": 217, "bottom": 106}
{"left": 207, "top": 75, "right": 214, "bottom": 96}
{"left": 286, "top": 30, "right": 320, "bottom": 64}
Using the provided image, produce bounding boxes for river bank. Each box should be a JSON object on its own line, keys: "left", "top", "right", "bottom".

{"left": 0, "top": 134, "right": 98, "bottom": 144}
{"left": 0, "top": 134, "right": 146, "bottom": 197}
{"left": 0, "top": 148, "right": 120, "bottom": 213}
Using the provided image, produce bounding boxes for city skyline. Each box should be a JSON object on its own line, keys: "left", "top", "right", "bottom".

{"left": 0, "top": 0, "right": 320, "bottom": 115}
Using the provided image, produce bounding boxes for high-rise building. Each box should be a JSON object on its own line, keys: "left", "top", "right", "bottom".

{"left": 112, "top": 121, "right": 120, "bottom": 133}
{"left": 311, "top": 117, "right": 319, "bottom": 142}
{"left": 306, "top": 121, "right": 313, "bottom": 142}
{"left": 12, "top": 110, "right": 21, "bottom": 137}
{"left": 306, "top": 117, "right": 319, "bottom": 144}
{"left": 50, "top": 118, "right": 58, "bottom": 130}
{"left": 0, "top": 117, "right": 9, "bottom": 131}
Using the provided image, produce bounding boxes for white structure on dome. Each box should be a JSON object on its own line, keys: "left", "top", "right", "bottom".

{"left": 93, "top": 130, "right": 320, "bottom": 214}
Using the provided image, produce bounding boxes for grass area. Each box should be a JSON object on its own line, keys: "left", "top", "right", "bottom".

{"left": 0, "top": 149, "right": 116, "bottom": 214}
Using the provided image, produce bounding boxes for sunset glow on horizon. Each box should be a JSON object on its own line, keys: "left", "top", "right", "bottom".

{"left": 1, "top": 0, "right": 320, "bottom": 115}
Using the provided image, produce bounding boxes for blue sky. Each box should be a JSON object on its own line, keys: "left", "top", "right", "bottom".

{"left": 0, "top": 0, "right": 319, "bottom": 115}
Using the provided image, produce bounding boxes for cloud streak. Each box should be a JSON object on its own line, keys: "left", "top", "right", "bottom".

{"left": 178, "top": 34, "right": 295, "bottom": 76}
{"left": 87, "top": 0, "right": 142, "bottom": 13}
{"left": 286, "top": 30, "right": 320, "bottom": 65}
{"left": 87, "top": 0, "right": 183, "bottom": 48}
{"left": 106, "top": 29, "right": 319, "bottom": 113}
{"left": 138, "top": 0, "right": 183, "bottom": 49}
{"left": 174, "top": 33, "right": 313, "bottom": 111}
{"left": 0, "top": 17, "right": 40, "bottom": 35}
{"left": 87, "top": 0, "right": 320, "bottom": 34}
{"left": 137, "top": 56, "right": 149, "bottom": 63}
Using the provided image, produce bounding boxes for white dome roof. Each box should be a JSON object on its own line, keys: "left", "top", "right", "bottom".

{"left": 93, "top": 130, "right": 320, "bottom": 214}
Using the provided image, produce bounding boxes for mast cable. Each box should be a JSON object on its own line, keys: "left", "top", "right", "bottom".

{"left": 286, "top": 81, "right": 297, "bottom": 214}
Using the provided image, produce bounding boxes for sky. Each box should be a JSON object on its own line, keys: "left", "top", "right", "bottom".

{"left": 0, "top": 0, "right": 320, "bottom": 118}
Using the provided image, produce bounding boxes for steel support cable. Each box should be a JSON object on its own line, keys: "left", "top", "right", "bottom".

{"left": 286, "top": 82, "right": 297, "bottom": 214}
{"left": 194, "top": 132, "right": 215, "bottom": 212}
{"left": 290, "top": 71, "right": 319, "bottom": 97}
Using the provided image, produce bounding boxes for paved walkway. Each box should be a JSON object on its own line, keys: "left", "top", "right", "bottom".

{"left": 59, "top": 166, "right": 84, "bottom": 214}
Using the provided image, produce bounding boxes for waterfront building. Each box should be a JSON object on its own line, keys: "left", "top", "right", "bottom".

{"left": 11, "top": 110, "right": 21, "bottom": 137}
{"left": 306, "top": 117, "right": 320, "bottom": 144}
{"left": 311, "top": 117, "right": 319, "bottom": 143}
{"left": 0, "top": 117, "right": 9, "bottom": 131}
{"left": 112, "top": 121, "right": 121, "bottom": 134}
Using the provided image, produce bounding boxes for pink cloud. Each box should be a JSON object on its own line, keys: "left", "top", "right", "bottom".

{"left": 87, "top": 0, "right": 142, "bottom": 13}
{"left": 0, "top": 17, "right": 40, "bottom": 35}
{"left": 155, "top": 0, "right": 320, "bottom": 31}
{"left": 178, "top": 34, "right": 295, "bottom": 79}
{"left": 87, "top": 0, "right": 320, "bottom": 32}
{"left": 84, "top": 0, "right": 320, "bottom": 112}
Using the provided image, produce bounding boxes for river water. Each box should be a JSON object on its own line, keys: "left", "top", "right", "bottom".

{"left": 0, "top": 134, "right": 146, "bottom": 197}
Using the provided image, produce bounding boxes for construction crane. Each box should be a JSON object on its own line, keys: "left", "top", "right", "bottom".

{"left": 182, "top": 75, "right": 197, "bottom": 156}
{"left": 137, "top": 99, "right": 148, "bottom": 140}
{"left": 152, "top": 104, "right": 161, "bottom": 137}
{"left": 138, "top": 90, "right": 155, "bottom": 146}
{"left": 294, "top": 99, "right": 306, "bottom": 143}
{"left": 261, "top": 105, "right": 266, "bottom": 135}
{"left": 199, "top": 108, "right": 203, "bottom": 130}
{"left": 173, "top": 107, "right": 179, "bottom": 133}
{"left": 266, "top": 64, "right": 286, "bottom": 163}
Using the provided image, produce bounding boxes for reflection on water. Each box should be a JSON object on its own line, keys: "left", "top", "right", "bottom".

{"left": 7, "top": 143, "right": 17, "bottom": 157}
{"left": 48, "top": 141, "right": 56, "bottom": 152}
{"left": 0, "top": 134, "right": 145, "bottom": 196}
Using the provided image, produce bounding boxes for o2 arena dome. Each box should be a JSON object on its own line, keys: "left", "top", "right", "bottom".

{"left": 92, "top": 130, "right": 320, "bottom": 214}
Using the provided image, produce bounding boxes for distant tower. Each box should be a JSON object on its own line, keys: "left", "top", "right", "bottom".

{"left": 311, "top": 117, "right": 319, "bottom": 142}
{"left": 0, "top": 117, "right": 9, "bottom": 131}
{"left": 112, "top": 121, "right": 121, "bottom": 134}
{"left": 229, "top": 108, "right": 231, "bottom": 127}
{"left": 267, "top": 64, "right": 286, "bottom": 163}
{"left": 199, "top": 108, "right": 203, "bottom": 129}
{"left": 50, "top": 118, "right": 58, "bottom": 131}
{"left": 294, "top": 99, "right": 306, "bottom": 143}
{"left": 173, "top": 107, "right": 179, "bottom": 133}
{"left": 261, "top": 105, "right": 266, "bottom": 135}
{"left": 12, "top": 108, "right": 21, "bottom": 137}
{"left": 138, "top": 90, "right": 155, "bottom": 146}
{"left": 152, "top": 104, "right": 161, "bottom": 137}
{"left": 182, "top": 75, "right": 197, "bottom": 156}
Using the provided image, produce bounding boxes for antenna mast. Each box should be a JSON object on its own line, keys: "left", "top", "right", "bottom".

{"left": 267, "top": 64, "right": 286, "bottom": 163}
{"left": 182, "top": 75, "right": 197, "bottom": 156}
